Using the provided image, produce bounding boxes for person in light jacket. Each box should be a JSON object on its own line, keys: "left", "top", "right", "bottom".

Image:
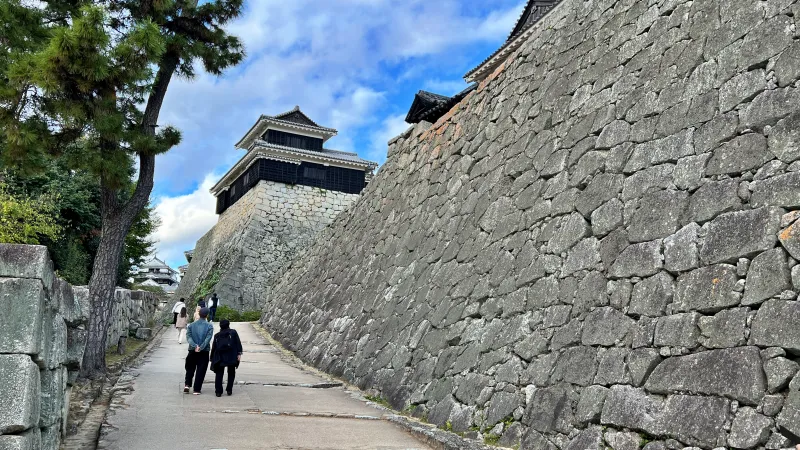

{"left": 184, "top": 308, "right": 214, "bottom": 395}
{"left": 210, "top": 319, "right": 243, "bottom": 397}
{"left": 175, "top": 307, "right": 188, "bottom": 344}
{"left": 193, "top": 298, "right": 206, "bottom": 321}
{"left": 171, "top": 298, "right": 186, "bottom": 324}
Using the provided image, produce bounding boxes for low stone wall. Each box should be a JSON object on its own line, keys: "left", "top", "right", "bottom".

{"left": 176, "top": 180, "right": 359, "bottom": 311}
{"left": 0, "top": 244, "right": 87, "bottom": 449}
{"left": 259, "top": 0, "right": 800, "bottom": 448}
{"left": 0, "top": 244, "right": 162, "bottom": 449}
{"left": 73, "top": 287, "right": 160, "bottom": 349}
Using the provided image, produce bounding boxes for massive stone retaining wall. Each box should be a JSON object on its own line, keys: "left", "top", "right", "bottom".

{"left": 0, "top": 244, "right": 161, "bottom": 449}
{"left": 261, "top": 0, "right": 800, "bottom": 448}
{"left": 176, "top": 180, "right": 359, "bottom": 311}
{"left": 0, "top": 245, "right": 87, "bottom": 450}
{"left": 73, "top": 287, "right": 160, "bottom": 349}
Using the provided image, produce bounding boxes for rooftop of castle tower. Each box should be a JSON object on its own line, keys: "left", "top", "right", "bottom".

{"left": 405, "top": 84, "right": 476, "bottom": 124}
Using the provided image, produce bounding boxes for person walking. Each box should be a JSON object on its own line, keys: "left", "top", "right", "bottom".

{"left": 176, "top": 307, "right": 188, "bottom": 344}
{"left": 184, "top": 308, "right": 213, "bottom": 395}
{"left": 193, "top": 298, "right": 206, "bottom": 321}
{"left": 209, "top": 293, "right": 220, "bottom": 322}
{"left": 171, "top": 298, "right": 186, "bottom": 325}
{"left": 210, "top": 319, "right": 243, "bottom": 397}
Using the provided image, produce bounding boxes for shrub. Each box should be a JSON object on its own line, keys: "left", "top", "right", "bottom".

{"left": 240, "top": 310, "right": 261, "bottom": 322}
{"left": 213, "top": 305, "right": 240, "bottom": 322}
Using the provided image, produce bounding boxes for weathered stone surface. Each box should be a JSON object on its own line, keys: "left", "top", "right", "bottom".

{"left": 663, "top": 224, "right": 699, "bottom": 272}
{"left": 628, "top": 190, "right": 687, "bottom": 243}
{"left": 39, "top": 367, "right": 66, "bottom": 427}
{"left": 548, "top": 213, "right": 590, "bottom": 255}
{"left": 627, "top": 348, "right": 662, "bottom": 387}
{"left": 779, "top": 218, "right": 800, "bottom": 260}
{"left": 700, "top": 207, "right": 783, "bottom": 264}
{"left": 0, "top": 354, "right": 40, "bottom": 434}
{"left": 0, "top": 278, "right": 45, "bottom": 355}
{"left": 609, "top": 240, "right": 663, "bottom": 278}
{"left": 685, "top": 179, "right": 741, "bottom": 223}
{"left": 652, "top": 395, "right": 731, "bottom": 448}
{"left": 767, "top": 111, "right": 800, "bottom": 163}
{"left": 576, "top": 385, "right": 608, "bottom": 425}
{"left": 595, "top": 347, "right": 629, "bottom": 386}
{"left": 654, "top": 313, "right": 701, "bottom": 348}
{"left": 719, "top": 69, "right": 765, "bottom": 113}
{"left": 486, "top": 391, "right": 523, "bottom": 426}
{"left": 742, "top": 248, "right": 791, "bottom": 306}
{"left": 739, "top": 86, "right": 800, "bottom": 131}
{"left": 698, "top": 308, "right": 748, "bottom": 349}
{"left": 591, "top": 199, "right": 623, "bottom": 237}
{"left": 582, "top": 307, "right": 634, "bottom": 346}
{"left": 706, "top": 133, "right": 770, "bottom": 176}
{"left": 564, "top": 427, "right": 601, "bottom": 450}
{"left": 561, "top": 237, "right": 601, "bottom": 276}
{"left": 777, "top": 391, "right": 800, "bottom": 438}
{"left": 761, "top": 394, "right": 784, "bottom": 417}
{"left": 0, "top": 428, "right": 41, "bottom": 450}
{"left": 604, "top": 430, "right": 642, "bottom": 450}
{"left": 0, "top": 245, "right": 54, "bottom": 287}
{"left": 551, "top": 346, "right": 597, "bottom": 386}
{"left": 764, "top": 356, "right": 799, "bottom": 394}
{"left": 135, "top": 327, "right": 153, "bottom": 340}
{"left": 600, "top": 385, "right": 662, "bottom": 433}
{"left": 629, "top": 272, "right": 673, "bottom": 317}
{"left": 749, "top": 300, "right": 800, "bottom": 353}
{"left": 728, "top": 407, "right": 772, "bottom": 448}
{"left": 673, "top": 264, "right": 739, "bottom": 313}
{"left": 752, "top": 173, "right": 800, "bottom": 211}
{"left": 645, "top": 347, "right": 766, "bottom": 405}
{"left": 524, "top": 384, "right": 575, "bottom": 434}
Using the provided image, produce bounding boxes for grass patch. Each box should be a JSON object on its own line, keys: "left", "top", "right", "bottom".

{"left": 484, "top": 433, "right": 500, "bottom": 445}
{"left": 364, "top": 395, "right": 391, "bottom": 408}
{"left": 105, "top": 338, "right": 148, "bottom": 367}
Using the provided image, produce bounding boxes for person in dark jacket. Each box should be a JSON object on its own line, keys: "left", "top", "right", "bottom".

{"left": 185, "top": 308, "right": 214, "bottom": 395}
{"left": 210, "top": 319, "right": 243, "bottom": 397}
{"left": 209, "top": 293, "right": 219, "bottom": 322}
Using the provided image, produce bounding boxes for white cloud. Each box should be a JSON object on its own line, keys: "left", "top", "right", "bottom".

{"left": 422, "top": 78, "right": 471, "bottom": 95}
{"left": 150, "top": 173, "right": 220, "bottom": 268}
{"left": 149, "top": 0, "right": 524, "bottom": 263}
{"left": 368, "top": 114, "right": 412, "bottom": 163}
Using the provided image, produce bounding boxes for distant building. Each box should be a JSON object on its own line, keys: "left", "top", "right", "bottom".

{"left": 134, "top": 257, "right": 180, "bottom": 294}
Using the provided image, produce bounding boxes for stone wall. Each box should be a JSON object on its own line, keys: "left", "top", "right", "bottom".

{"left": 260, "top": 0, "right": 800, "bottom": 448}
{"left": 0, "top": 244, "right": 88, "bottom": 450}
{"left": 73, "top": 287, "right": 160, "bottom": 349}
{"left": 176, "top": 180, "right": 360, "bottom": 311}
{"left": 0, "top": 244, "right": 162, "bottom": 449}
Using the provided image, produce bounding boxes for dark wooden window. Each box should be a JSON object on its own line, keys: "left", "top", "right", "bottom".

{"left": 265, "top": 129, "right": 323, "bottom": 151}
{"left": 215, "top": 159, "right": 368, "bottom": 214}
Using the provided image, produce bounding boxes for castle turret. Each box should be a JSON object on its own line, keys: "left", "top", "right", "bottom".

{"left": 175, "top": 107, "right": 378, "bottom": 311}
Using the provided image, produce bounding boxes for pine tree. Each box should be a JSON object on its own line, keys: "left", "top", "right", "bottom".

{"left": 0, "top": 0, "right": 244, "bottom": 377}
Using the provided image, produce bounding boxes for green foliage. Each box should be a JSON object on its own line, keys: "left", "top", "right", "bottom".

{"left": 2, "top": 162, "right": 159, "bottom": 286}
{"left": 483, "top": 433, "right": 500, "bottom": 446}
{"left": 0, "top": 182, "right": 61, "bottom": 244}
{"left": 211, "top": 306, "right": 261, "bottom": 323}
{"left": 213, "top": 305, "right": 239, "bottom": 322}
{"left": 192, "top": 269, "right": 220, "bottom": 300}
{"left": 364, "top": 395, "right": 391, "bottom": 408}
{"left": 443, "top": 421, "right": 453, "bottom": 432}
{"left": 240, "top": 310, "right": 261, "bottom": 322}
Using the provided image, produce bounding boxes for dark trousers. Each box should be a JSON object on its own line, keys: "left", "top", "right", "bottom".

{"left": 209, "top": 308, "right": 217, "bottom": 321}
{"left": 215, "top": 365, "right": 236, "bottom": 395}
{"left": 172, "top": 312, "right": 178, "bottom": 324}
{"left": 184, "top": 351, "right": 209, "bottom": 393}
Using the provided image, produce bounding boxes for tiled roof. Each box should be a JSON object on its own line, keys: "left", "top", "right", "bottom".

{"left": 270, "top": 106, "right": 327, "bottom": 129}
{"left": 405, "top": 84, "right": 477, "bottom": 124}
{"left": 464, "top": 0, "right": 563, "bottom": 82}
{"left": 253, "top": 140, "right": 378, "bottom": 168}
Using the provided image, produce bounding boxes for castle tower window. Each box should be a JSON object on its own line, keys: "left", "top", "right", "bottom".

{"left": 303, "top": 166, "right": 326, "bottom": 181}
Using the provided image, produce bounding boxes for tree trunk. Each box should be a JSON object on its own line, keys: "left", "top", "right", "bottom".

{"left": 80, "top": 212, "right": 133, "bottom": 377}
{"left": 78, "top": 42, "right": 187, "bottom": 379}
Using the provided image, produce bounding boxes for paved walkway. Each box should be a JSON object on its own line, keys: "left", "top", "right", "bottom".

{"left": 99, "top": 322, "right": 431, "bottom": 450}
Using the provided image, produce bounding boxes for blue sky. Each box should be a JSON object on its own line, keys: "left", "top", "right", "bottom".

{"left": 151, "top": 0, "right": 525, "bottom": 269}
